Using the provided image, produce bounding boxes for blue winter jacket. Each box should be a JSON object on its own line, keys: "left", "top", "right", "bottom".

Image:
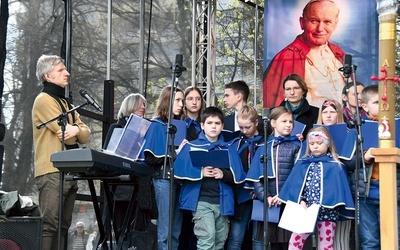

{"left": 245, "top": 135, "right": 302, "bottom": 198}
{"left": 174, "top": 132, "right": 246, "bottom": 215}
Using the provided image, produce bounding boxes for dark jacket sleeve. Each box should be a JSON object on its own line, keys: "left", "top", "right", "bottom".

{"left": 144, "top": 151, "right": 165, "bottom": 168}
{"left": 341, "top": 156, "right": 357, "bottom": 172}
{"left": 341, "top": 145, "right": 365, "bottom": 173}
{"left": 253, "top": 181, "right": 265, "bottom": 201}
{"left": 221, "top": 168, "right": 235, "bottom": 185}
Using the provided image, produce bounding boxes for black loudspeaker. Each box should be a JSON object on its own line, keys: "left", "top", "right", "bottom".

{"left": 0, "top": 216, "right": 42, "bottom": 250}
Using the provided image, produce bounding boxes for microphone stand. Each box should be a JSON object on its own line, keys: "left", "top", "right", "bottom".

{"left": 341, "top": 63, "right": 365, "bottom": 250}
{"left": 163, "top": 56, "right": 186, "bottom": 250}
{"left": 37, "top": 102, "right": 89, "bottom": 250}
{"left": 262, "top": 108, "right": 270, "bottom": 250}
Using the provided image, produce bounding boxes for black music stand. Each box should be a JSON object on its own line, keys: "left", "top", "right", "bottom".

{"left": 163, "top": 54, "right": 186, "bottom": 250}
{"left": 262, "top": 108, "right": 270, "bottom": 250}
{"left": 339, "top": 56, "right": 365, "bottom": 250}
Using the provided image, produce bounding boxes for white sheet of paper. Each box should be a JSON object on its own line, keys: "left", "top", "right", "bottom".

{"left": 278, "top": 200, "right": 320, "bottom": 234}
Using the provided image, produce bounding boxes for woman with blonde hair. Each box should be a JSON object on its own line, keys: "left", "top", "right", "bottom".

{"left": 316, "top": 99, "right": 344, "bottom": 125}
{"left": 103, "top": 93, "right": 146, "bottom": 148}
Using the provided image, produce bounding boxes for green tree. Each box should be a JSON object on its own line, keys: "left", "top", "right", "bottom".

{"left": 215, "top": 0, "right": 264, "bottom": 110}
{"left": 1, "top": 0, "right": 197, "bottom": 194}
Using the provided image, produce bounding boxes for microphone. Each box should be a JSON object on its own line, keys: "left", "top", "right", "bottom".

{"left": 339, "top": 54, "right": 353, "bottom": 78}
{"left": 175, "top": 54, "right": 183, "bottom": 69}
{"left": 173, "top": 54, "right": 186, "bottom": 77}
{"left": 262, "top": 108, "right": 270, "bottom": 121}
{"left": 344, "top": 54, "right": 352, "bottom": 68}
{"left": 79, "top": 90, "right": 103, "bottom": 112}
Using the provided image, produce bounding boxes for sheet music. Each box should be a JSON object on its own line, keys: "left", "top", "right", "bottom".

{"left": 278, "top": 201, "right": 320, "bottom": 234}
{"left": 189, "top": 148, "right": 230, "bottom": 169}
{"left": 171, "top": 119, "right": 187, "bottom": 146}
{"left": 251, "top": 200, "right": 280, "bottom": 223}
{"left": 291, "top": 121, "right": 306, "bottom": 136}
{"left": 313, "top": 123, "right": 347, "bottom": 154}
{"left": 105, "top": 128, "right": 123, "bottom": 152}
{"left": 108, "top": 114, "right": 151, "bottom": 161}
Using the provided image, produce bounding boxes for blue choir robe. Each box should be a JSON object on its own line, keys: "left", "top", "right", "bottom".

{"left": 185, "top": 117, "right": 202, "bottom": 141}
{"left": 339, "top": 116, "right": 384, "bottom": 160}
{"left": 338, "top": 128, "right": 357, "bottom": 160}
{"left": 138, "top": 118, "right": 168, "bottom": 161}
{"left": 174, "top": 132, "right": 246, "bottom": 215}
{"left": 174, "top": 132, "right": 245, "bottom": 183}
{"left": 245, "top": 135, "right": 303, "bottom": 183}
{"left": 230, "top": 135, "right": 264, "bottom": 203}
{"left": 278, "top": 154, "right": 355, "bottom": 219}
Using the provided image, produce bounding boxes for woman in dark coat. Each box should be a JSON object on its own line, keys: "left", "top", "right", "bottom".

{"left": 278, "top": 74, "right": 319, "bottom": 138}
{"left": 103, "top": 93, "right": 146, "bottom": 148}
{"left": 103, "top": 93, "right": 157, "bottom": 243}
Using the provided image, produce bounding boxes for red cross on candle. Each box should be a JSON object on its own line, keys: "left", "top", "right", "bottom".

{"left": 371, "top": 67, "right": 399, "bottom": 101}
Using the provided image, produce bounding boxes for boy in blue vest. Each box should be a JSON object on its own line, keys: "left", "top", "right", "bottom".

{"left": 174, "top": 107, "right": 246, "bottom": 249}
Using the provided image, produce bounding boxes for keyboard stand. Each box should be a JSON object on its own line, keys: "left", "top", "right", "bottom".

{"left": 51, "top": 149, "right": 154, "bottom": 249}
{"left": 65, "top": 174, "right": 137, "bottom": 250}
